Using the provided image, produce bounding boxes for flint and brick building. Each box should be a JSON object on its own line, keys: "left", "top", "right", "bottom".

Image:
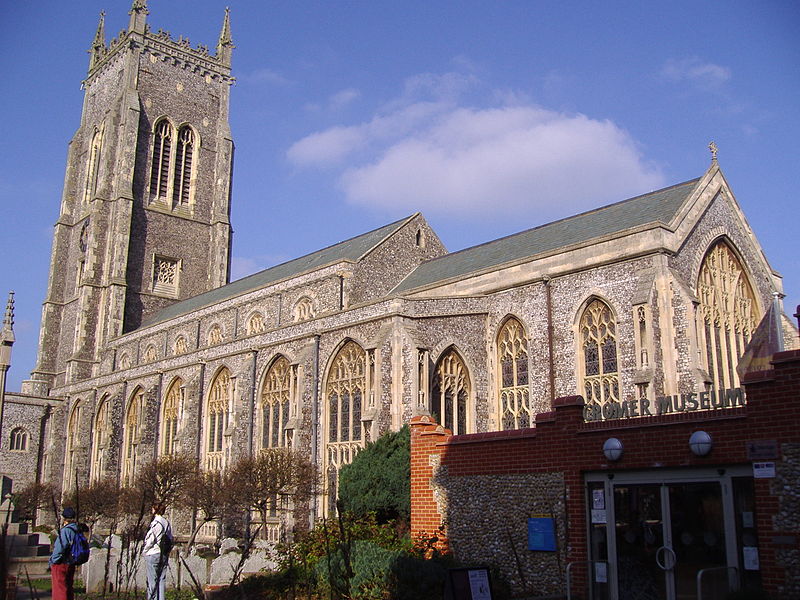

{"left": 0, "top": 3, "right": 797, "bottom": 597}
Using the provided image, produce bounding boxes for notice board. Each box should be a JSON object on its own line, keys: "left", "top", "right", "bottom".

{"left": 528, "top": 516, "right": 557, "bottom": 551}
{"left": 447, "top": 567, "right": 493, "bottom": 600}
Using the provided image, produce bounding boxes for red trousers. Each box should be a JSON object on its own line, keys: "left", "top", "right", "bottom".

{"left": 50, "top": 562, "right": 76, "bottom": 600}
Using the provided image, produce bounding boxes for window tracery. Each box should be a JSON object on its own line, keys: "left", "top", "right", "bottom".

{"left": 697, "top": 240, "right": 758, "bottom": 391}
{"left": 149, "top": 119, "right": 196, "bottom": 209}
{"left": 431, "top": 348, "right": 470, "bottom": 435}
{"left": 247, "top": 312, "right": 266, "bottom": 335}
{"left": 580, "top": 299, "right": 620, "bottom": 416}
{"left": 325, "top": 341, "right": 366, "bottom": 511}
{"left": 64, "top": 401, "right": 82, "bottom": 492}
{"left": 497, "top": 318, "right": 531, "bottom": 430}
{"left": 83, "top": 126, "right": 103, "bottom": 205}
{"left": 90, "top": 397, "right": 112, "bottom": 483}
{"left": 205, "top": 368, "right": 231, "bottom": 470}
{"left": 208, "top": 324, "right": 223, "bottom": 346}
{"left": 260, "top": 357, "right": 291, "bottom": 449}
{"left": 144, "top": 345, "right": 158, "bottom": 363}
{"left": 294, "top": 297, "right": 314, "bottom": 322}
{"left": 174, "top": 335, "right": 188, "bottom": 355}
{"left": 122, "top": 389, "right": 144, "bottom": 485}
{"left": 161, "top": 378, "right": 183, "bottom": 456}
{"left": 9, "top": 427, "right": 28, "bottom": 452}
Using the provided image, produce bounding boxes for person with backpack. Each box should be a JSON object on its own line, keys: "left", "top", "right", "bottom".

{"left": 143, "top": 502, "right": 173, "bottom": 600}
{"left": 49, "top": 507, "right": 88, "bottom": 600}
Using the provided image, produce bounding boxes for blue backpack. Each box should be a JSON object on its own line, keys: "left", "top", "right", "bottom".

{"left": 61, "top": 526, "right": 90, "bottom": 565}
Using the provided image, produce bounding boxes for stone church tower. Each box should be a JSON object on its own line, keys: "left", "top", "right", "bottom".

{"left": 27, "top": 1, "right": 234, "bottom": 393}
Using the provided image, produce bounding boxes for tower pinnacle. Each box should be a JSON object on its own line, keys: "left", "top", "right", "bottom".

{"left": 216, "top": 7, "right": 234, "bottom": 66}
{"left": 128, "top": 0, "right": 149, "bottom": 35}
{"left": 88, "top": 11, "right": 106, "bottom": 70}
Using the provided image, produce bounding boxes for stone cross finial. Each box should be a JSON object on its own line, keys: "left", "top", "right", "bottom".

{"left": 708, "top": 141, "right": 718, "bottom": 163}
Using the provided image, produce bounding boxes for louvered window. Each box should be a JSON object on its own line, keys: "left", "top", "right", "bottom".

{"left": 150, "top": 120, "right": 172, "bottom": 200}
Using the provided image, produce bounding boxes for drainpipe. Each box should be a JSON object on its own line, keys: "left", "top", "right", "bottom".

{"left": 310, "top": 334, "right": 320, "bottom": 523}
{"left": 544, "top": 276, "right": 556, "bottom": 404}
{"left": 154, "top": 372, "right": 164, "bottom": 460}
{"left": 195, "top": 362, "right": 206, "bottom": 464}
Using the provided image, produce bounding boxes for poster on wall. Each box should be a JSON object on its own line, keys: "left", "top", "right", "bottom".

{"left": 447, "top": 567, "right": 494, "bottom": 600}
{"left": 528, "top": 516, "right": 557, "bottom": 551}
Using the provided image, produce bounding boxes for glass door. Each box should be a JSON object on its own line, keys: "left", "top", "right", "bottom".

{"left": 586, "top": 468, "right": 748, "bottom": 600}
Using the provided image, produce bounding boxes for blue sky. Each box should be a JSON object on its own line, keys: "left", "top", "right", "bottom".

{"left": 0, "top": 1, "right": 798, "bottom": 391}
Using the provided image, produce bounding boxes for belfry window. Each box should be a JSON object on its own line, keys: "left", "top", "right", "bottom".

{"left": 149, "top": 119, "right": 196, "bottom": 209}
{"left": 260, "top": 357, "right": 291, "bottom": 449}
{"left": 173, "top": 126, "right": 194, "bottom": 206}
{"left": 697, "top": 240, "right": 758, "bottom": 392}
{"left": 150, "top": 120, "right": 172, "bottom": 201}
{"left": 580, "top": 299, "right": 620, "bottom": 415}
{"left": 497, "top": 317, "right": 531, "bottom": 430}
{"left": 431, "top": 348, "right": 470, "bottom": 435}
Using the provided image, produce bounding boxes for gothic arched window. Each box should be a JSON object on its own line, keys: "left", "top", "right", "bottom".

{"left": 64, "top": 400, "right": 83, "bottom": 492}
{"left": 247, "top": 312, "right": 266, "bottom": 335}
{"left": 150, "top": 119, "right": 172, "bottom": 201}
{"left": 580, "top": 299, "right": 620, "bottom": 414}
{"left": 325, "top": 341, "right": 366, "bottom": 514}
{"left": 697, "top": 240, "right": 759, "bottom": 392}
{"left": 83, "top": 125, "right": 103, "bottom": 204}
{"left": 294, "top": 297, "right": 315, "bottom": 322}
{"left": 9, "top": 428, "right": 28, "bottom": 452}
{"left": 121, "top": 388, "right": 144, "bottom": 485}
{"left": 173, "top": 126, "right": 195, "bottom": 207}
{"left": 260, "top": 357, "right": 291, "bottom": 449}
{"left": 497, "top": 317, "right": 531, "bottom": 430}
{"left": 90, "top": 396, "right": 112, "bottom": 483}
{"left": 431, "top": 348, "right": 470, "bottom": 435}
{"left": 208, "top": 324, "right": 223, "bottom": 346}
{"left": 205, "top": 368, "right": 232, "bottom": 470}
{"left": 162, "top": 378, "right": 183, "bottom": 456}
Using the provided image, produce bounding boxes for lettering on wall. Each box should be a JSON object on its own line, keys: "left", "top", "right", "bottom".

{"left": 583, "top": 388, "right": 745, "bottom": 422}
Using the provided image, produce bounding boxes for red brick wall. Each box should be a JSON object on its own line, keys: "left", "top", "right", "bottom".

{"left": 410, "top": 349, "right": 800, "bottom": 598}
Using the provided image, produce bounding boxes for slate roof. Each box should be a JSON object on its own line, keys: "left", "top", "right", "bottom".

{"left": 392, "top": 177, "right": 701, "bottom": 294}
{"left": 142, "top": 215, "right": 416, "bottom": 327}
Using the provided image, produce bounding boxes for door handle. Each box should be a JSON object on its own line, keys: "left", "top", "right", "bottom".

{"left": 656, "top": 545, "right": 676, "bottom": 571}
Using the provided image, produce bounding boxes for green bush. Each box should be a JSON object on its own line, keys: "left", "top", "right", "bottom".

{"left": 339, "top": 426, "right": 410, "bottom": 523}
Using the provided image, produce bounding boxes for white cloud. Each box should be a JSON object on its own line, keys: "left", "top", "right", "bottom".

{"left": 288, "top": 73, "right": 665, "bottom": 222}
{"left": 660, "top": 57, "right": 731, "bottom": 91}
{"left": 329, "top": 88, "right": 361, "bottom": 110}
{"left": 244, "top": 68, "right": 292, "bottom": 86}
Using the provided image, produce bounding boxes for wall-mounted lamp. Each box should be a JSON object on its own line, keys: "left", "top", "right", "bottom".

{"left": 603, "top": 437, "right": 624, "bottom": 461}
{"left": 689, "top": 430, "right": 713, "bottom": 457}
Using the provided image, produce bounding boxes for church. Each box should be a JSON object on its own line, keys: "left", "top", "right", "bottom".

{"left": 0, "top": 1, "right": 797, "bottom": 590}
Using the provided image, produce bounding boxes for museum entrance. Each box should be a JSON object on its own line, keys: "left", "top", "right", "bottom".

{"left": 585, "top": 467, "right": 759, "bottom": 600}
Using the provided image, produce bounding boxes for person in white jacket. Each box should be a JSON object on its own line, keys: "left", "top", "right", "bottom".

{"left": 142, "top": 503, "right": 172, "bottom": 600}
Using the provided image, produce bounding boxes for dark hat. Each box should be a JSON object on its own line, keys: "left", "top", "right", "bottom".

{"left": 62, "top": 507, "right": 76, "bottom": 519}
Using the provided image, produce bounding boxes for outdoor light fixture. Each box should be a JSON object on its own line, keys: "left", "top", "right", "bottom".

{"left": 603, "top": 437, "right": 624, "bottom": 461}
{"left": 689, "top": 430, "right": 713, "bottom": 456}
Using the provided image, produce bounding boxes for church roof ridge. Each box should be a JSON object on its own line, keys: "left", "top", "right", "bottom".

{"left": 141, "top": 214, "right": 418, "bottom": 328}
{"left": 392, "top": 176, "right": 702, "bottom": 294}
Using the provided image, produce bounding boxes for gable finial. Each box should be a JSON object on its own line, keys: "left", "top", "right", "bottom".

{"left": 708, "top": 141, "right": 718, "bottom": 164}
